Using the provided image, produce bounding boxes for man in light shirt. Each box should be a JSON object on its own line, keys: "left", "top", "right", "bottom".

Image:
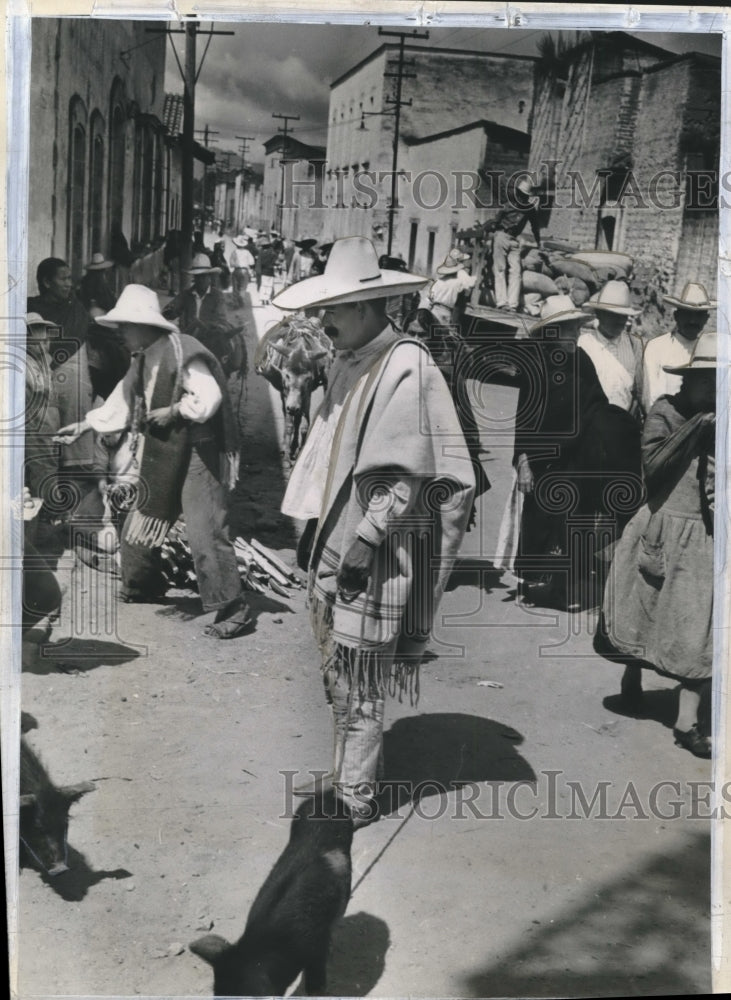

{"left": 54, "top": 285, "right": 252, "bottom": 638}
{"left": 229, "top": 235, "right": 256, "bottom": 306}
{"left": 641, "top": 282, "right": 716, "bottom": 412}
{"left": 426, "top": 248, "right": 476, "bottom": 327}
{"left": 272, "top": 237, "right": 475, "bottom": 827}
{"left": 579, "top": 280, "right": 644, "bottom": 419}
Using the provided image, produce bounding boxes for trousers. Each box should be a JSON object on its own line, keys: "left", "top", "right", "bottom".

{"left": 493, "top": 230, "right": 522, "bottom": 310}
{"left": 323, "top": 663, "right": 386, "bottom": 806}
{"left": 121, "top": 441, "right": 242, "bottom": 611}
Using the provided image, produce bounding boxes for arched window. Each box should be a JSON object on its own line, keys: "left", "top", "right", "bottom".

{"left": 88, "top": 111, "right": 105, "bottom": 257}
{"left": 108, "top": 79, "right": 127, "bottom": 242}
{"left": 67, "top": 95, "right": 88, "bottom": 278}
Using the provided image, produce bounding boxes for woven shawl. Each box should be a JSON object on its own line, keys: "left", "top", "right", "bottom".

{"left": 123, "top": 331, "right": 237, "bottom": 548}
{"left": 309, "top": 336, "right": 476, "bottom": 700}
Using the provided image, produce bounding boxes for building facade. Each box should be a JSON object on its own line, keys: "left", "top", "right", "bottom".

{"left": 528, "top": 32, "right": 720, "bottom": 331}
{"left": 319, "top": 43, "right": 536, "bottom": 255}
{"left": 398, "top": 120, "right": 530, "bottom": 275}
{"left": 28, "top": 19, "right": 169, "bottom": 286}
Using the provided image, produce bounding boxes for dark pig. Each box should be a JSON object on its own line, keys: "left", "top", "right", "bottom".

{"left": 19, "top": 736, "right": 95, "bottom": 876}
{"left": 190, "top": 789, "right": 353, "bottom": 996}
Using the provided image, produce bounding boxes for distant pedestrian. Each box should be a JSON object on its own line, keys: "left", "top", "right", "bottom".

{"left": 78, "top": 254, "right": 117, "bottom": 312}
{"left": 162, "top": 254, "right": 236, "bottom": 366}
{"left": 229, "top": 235, "right": 255, "bottom": 305}
{"left": 255, "top": 241, "right": 277, "bottom": 305}
{"left": 211, "top": 241, "right": 231, "bottom": 290}
{"left": 287, "top": 238, "right": 318, "bottom": 286}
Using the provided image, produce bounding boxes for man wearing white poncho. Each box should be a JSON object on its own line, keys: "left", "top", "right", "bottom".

{"left": 273, "top": 238, "right": 476, "bottom": 825}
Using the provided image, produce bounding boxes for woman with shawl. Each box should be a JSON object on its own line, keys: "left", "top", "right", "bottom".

{"left": 596, "top": 330, "right": 717, "bottom": 758}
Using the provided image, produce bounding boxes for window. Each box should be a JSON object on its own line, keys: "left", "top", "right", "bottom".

{"left": 408, "top": 220, "right": 418, "bottom": 271}
{"left": 426, "top": 229, "right": 437, "bottom": 273}
{"left": 87, "top": 112, "right": 105, "bottom": 257}
{"left": 108, "top": 79, "right": 127, "bottom": 241}
{"left": 67, "top": 96, "right": 88, "bottom": 278}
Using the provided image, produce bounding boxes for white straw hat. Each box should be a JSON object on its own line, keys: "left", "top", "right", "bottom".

{"left": 584, "top": 280, "right": 641, "bottom": 317}
{"left": 95, "top": 284, "right": 178, "bottom": 332}
{"left": 530, "top": 294, "right": 593, "bottom": 335}
{"left": 663, "top": 330, "right": 718, "bottom": 373}
{"left": 663, "top": 282, "right": 717, "bottom": 311}
{"left": 272, "top": 237, "right": 428, "bottom": 311}
{"left": 26, "top": 312, "right": 58, "bottom": 328}
{"left": 84, "top": 253, "right": 114, "bottom": 271}
{"left": 436, "top": 249, "right": 471, "bottom": 276}
{"left": 186, "top": 253, "right": 221, "bottom": 275}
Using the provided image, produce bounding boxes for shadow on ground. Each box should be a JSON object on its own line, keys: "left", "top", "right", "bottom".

{"left": 445, "top": 558, "right": 510, "bottom": 595}
{"left": 320, "top": 912, "right": 390, "bottom": 997}
{"left": 24, "top": 637, "right": 141, "bottom": 674}
{"left": 379, "top": 712, "right": 535, "bottom": 815}
{"left": 460, "top": 828, "right": 710, "bottom": 997}
{"left": 23, "top": 845, "right": 132, "bottom": 903}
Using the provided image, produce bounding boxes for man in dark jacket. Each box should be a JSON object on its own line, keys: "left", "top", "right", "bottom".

{"left": 27, "top": 258, "right": 90, "bottom": 368}
{"left": 162, "top": 254, "right": 235, "bottom": 366}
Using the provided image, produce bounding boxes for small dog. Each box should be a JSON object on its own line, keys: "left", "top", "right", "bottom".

{"left": 190, "top": 790, "right": 353, "bottom": 996}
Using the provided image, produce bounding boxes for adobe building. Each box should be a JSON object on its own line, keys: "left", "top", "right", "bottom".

{"left": 398, "top": 119, "right": 530, "bottom": 275}
{"left": 261, "top": 134, "right": 326, "bottom": 237}
{"left": 316, "top": 43, "right": 536, "bottom": 258}
{"left": 528, "top": 32, "right": 720, "bottom": 332}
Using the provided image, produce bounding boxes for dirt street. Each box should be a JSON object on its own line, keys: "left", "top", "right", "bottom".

{"left": 14, "top": 272, "right": 712, "bottom": 998}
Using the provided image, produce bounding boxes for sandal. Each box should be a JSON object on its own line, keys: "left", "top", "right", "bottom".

{"left": 673, "top": 724, "right": 712, "bottom": 759}
{"left": 203, "top": 606, "right": 253, "bottom": 640}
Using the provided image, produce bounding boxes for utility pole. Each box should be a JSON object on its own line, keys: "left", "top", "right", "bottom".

{"left": 236, "top": 135, "right": 255, "bottom": 230}
{"left": 272, "top": 112, "right": 300, "bottom": 235}
{"left": 379, "top": 27, "right": 429, "bottom": 256}
{"left": 195, "top": 124, "right": 219, "bottom": 227}
{"left": 147, "top": 20, "right": 233, "bottom": 281}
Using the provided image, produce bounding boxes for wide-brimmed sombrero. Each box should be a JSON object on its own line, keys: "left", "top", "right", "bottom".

{"left": 186, "top": 253, "right": 221, "bottom": 275}
{"left": 531, "top": 294, "right": 593, "bottom": 335}
{"left": 663, "top": 282, "right": 716, "bottom": 311}
{"left": 95, "top": 284, "right": 178, "bottom": 333}
{"left": 84, "top": 253, "right": 114, "bottom": 271}
{"left": 272, "top": 237, "right": 428, "bottom": 311}
{"left": 663, "top": 330, "right": 718, "bottom": 374}
{"left": 436, "top": 249, "right": 472, "bottom": 276}
{"left": 584, "top": 280, "right": 640, "bottom": 317}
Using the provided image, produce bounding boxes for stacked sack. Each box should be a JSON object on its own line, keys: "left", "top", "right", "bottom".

{"left": 520, "top": 243, "right": 634, "bottom": 317}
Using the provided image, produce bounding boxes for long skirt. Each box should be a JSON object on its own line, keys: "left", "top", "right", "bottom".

{"left": 602, "top": 505, "right": 713, "bottom": 681}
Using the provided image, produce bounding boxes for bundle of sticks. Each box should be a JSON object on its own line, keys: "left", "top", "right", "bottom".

{"left": 160, "top": 520, "right": 303, "bottom": 598}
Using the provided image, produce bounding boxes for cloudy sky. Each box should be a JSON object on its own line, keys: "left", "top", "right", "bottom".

{"left": 163, "top": 23, "right": 722, "bottom": 166}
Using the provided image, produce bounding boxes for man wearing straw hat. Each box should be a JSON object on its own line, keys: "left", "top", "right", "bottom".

{"left": 579, "top": 280, "right": 644, "bottom": 417}
{"left": 78, "top": 253, "right": 117, "bottom": 313}
{"left": 53, "top": 284, "right": 252, "bottom": 638}
{"left": 162, "top": 253, "right": 235, "bottom": 365}
{"left": 641, "top": 281, "right": 716, "bottom": 412}
{"left": 426, "top": 248, "right": 476, "bottom": 327}
{"left": 229, "top": 235, "right": 256, "bottom": 306}
{"left": 272, "top": 237, "right": 476, "bottom": 825}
